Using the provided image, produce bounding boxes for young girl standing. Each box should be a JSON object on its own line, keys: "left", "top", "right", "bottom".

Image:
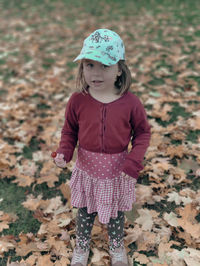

{"left": 53, "top": 29, "right": 151, "bottom": 266}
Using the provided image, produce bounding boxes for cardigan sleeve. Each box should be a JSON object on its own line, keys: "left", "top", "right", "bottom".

{"left": 56, "top": 93, "right": 79, "bottom": 162}
{"left": 122, "top": 97, "right": 151, "bottom": 180}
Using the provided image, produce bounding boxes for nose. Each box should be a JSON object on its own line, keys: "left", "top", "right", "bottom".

{"left": 92, "top": 64, "right": 102, "bottom": 75}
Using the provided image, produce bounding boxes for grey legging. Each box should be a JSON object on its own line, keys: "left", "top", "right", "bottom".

{"left": 75, "top": 207, "right": 125, "bottom": 251}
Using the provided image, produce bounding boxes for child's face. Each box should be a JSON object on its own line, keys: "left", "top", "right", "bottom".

{"left": 82, "top": 59, "right": 121, "bottom": 93}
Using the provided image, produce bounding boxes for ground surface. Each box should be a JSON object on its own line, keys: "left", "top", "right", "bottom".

{"left": 0, "top": 0, "right": 200, "bottom": 265}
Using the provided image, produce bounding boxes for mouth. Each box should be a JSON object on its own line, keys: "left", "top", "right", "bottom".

{"left": 92, "top": 80, "right": 103, "bottom": 85}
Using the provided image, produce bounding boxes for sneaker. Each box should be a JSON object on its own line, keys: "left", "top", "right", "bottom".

{"left": 71, "top": 247, "right": 89, "bottom": 266}
{"left": 109, "top": 246, "right": 129, "bottom": 266}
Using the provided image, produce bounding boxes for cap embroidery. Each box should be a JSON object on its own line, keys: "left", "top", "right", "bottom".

{"left": 106, "top": 46, "right": 113, "bottom": 52}
{"left": 91, "top": 32, "right": 110, "bottom": 43}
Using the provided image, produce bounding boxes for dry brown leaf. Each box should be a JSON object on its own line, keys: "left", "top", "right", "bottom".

{"left": 37, "top": 254, "right": 54, "bottom": 266}
{"left": 59, "top": 230, "right": 70, "bottom": 242}
{"left": 134, "top": 253, "right": 150, "bottom": 264}
{"left": 0, "top": 221, "right": 9, "bottom": 232}
{"left": 46, "top": 236, "right": 71, "bottom": 257}
{"left": 167, "top": 191, "right": 192, "bottom": 205}
{"left": 0, "top": 212, "right": 18, "bottom": 232}
{"left": 38, "top": 220, "right": 61, "bottom": 236}
{"left": 91, "top": 247, "right": 108, "bottom": 264}
{"left": 22, "top": 194, "right": 44, "bottom": 211}
{"left": 124, "top": 224, "right": 143, "bottom": 246}
{"left": 15, "top": 238, "right": 50, "bottom": 257}
{"left": 135, "top": 185, "right": 154, "bottom": 204}
{"left": 177, "top": 203, "right": 200, "bottom": 239}
{"left": 0, "top": 239, "right": 15, "bottom": 256}
{"left": 12, "top": 173, "right": 35, "bottom": 187}
{"left": 166, "top": 145, "right": 186, "bottom": 158}
{"left": 92, "top": 225, "right": 102, "bottom": 236}
{"left": 38, "top": 161, "right": 60, "bottom": 187}
{"left": 135, "top": 209, "right": 154, "bottom": 231}
{"left": 59, "top": 181, "right": 72, "bottom": 208}
{"left": 163, "top": 212, "right": 178, "bottom": 227}
{"left": 24, "top": 254, "right": 38, "bottom": 265}
{"left": 43, "top": 196, "right": 63, "bottom": 214}
{"left": 136, "top": 231, "right": 157, "bottom": 251}
{"left": 54, "top": 256, "right": 71, "bottom": 265}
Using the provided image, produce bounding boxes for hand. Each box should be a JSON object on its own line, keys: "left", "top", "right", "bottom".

{"left": 121, "top": 172, "right": 137, "bottom": 184}
{"left": 53, "top": 153, "right": 67, "bottom": 168}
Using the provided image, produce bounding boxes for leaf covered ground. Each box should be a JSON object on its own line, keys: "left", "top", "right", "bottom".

{"left": 0, "top": 0, "right": 200, "bottom": 265}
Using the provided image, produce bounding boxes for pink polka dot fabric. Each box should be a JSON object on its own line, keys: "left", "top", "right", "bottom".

{"left": 70, "top": 147, "right": 136, "bottom": 224}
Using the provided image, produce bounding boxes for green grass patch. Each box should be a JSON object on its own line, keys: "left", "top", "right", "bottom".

{"left": 36, "top": 102, "right": 51, "bottom": 110}
{"left": 1, "top": 69, "right": 18, "bottom": 82}
{"left": 0, "top": 89, "right": 7, "bottom": 96}
{"left": 195, "top": 30, "right": 200, "bottom": 37}
{"left": 148, "top": 77, "right": 165, "bottom": 86}
{"left": 42, "top": 58, "right": 56, "bottom": 69}
{"left": 22, "top": 137, "right": 45, "bottom": 159}
{"left": 66, "top": 62, "right": 77, "bottom": 70}
{"left": 144, "top": 199, "right": 179, "bottom": 218}
{"left": 156, "top": 102, "right": 191, "bottom": 127}
{"left": 186, "top": 130, "right": 200, "bottom": 143}
{"left": 189, "top": 76, "right": 200, "bottom": 86}
{"left": 0, "top": 59, "right": 6, "bottom": 65}
{"left": 170, "top": 139, "right": 182, "bottom": 145}
{"left": 0, "top": 178, "right": 41, "bottom": 237}
{"left": 33, "top": 171, "right": 71, "bottom": 201}
{"left": 0, "top": 250, "right": 22, "bottom": 266}
{"left": 2, "top": 0, "right": 200, "bottom": 25}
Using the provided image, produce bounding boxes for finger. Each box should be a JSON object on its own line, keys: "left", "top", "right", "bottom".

{"left": 56, "top": 159, "right": 67, "bottom": 167}
{"left": 55, "top": 154, "right": 60, "bottom": 160}
{"left": 55, "top": 158, "right": 63, "bottom": 163}
{"left": 55, "top": 162, "right": 65, "bottom": 168}
{"left": 58, "top": 163, "right": 67, "bottom": 168}
{"left": 55, "top": 156, "right": 65, "bottom": 163}
{"left": 56, "top": 153, "right": 64, "bottom": 159}
{"left": 59, "top": 154, "right": 64, "bottom": 159}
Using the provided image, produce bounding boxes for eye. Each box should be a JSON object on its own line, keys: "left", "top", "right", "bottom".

{"left": 83, "top": 61, "right": 94, "bottom": 68}
{"left": 102, "top": 64, "right": 109, "bottom": 69}
{"left": 87, "top": 63, "right": 93, "bottom": 68}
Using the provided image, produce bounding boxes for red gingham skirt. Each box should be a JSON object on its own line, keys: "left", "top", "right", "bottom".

{"left": 70, "top": 147, "right": 136, "bottom": 224}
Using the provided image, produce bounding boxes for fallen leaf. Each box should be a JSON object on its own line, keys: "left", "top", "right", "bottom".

{"left": 177, "top": 204, "right": 200, "bottom": 239}
{"left": 163, "top": 212, "right": 178, "bottom": 227}
{"left": 135, "top": 209, "right": 153, "bottom": 231}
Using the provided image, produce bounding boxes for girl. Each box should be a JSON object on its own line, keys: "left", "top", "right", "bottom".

{"left": 53, "top": 29, "right": 151, "bottom": 266}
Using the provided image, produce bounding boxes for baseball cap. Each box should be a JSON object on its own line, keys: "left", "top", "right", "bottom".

{"left": 73, "top": 29, "right": 125, "bottom": 66}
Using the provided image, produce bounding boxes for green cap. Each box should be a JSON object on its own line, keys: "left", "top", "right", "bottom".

{"left": 74, "top": 29, "right": 125, "bottom": 66}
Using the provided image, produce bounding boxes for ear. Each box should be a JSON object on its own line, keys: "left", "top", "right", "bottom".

{"left": 117, "top": 63, "right": 122, "bottom": 76}
{"left": 117, "top": 70, "right": 122, "bottom": 76}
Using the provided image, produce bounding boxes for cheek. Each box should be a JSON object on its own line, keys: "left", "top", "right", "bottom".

{"left": 83, "top": 69, "right": 89, "bottom": 80}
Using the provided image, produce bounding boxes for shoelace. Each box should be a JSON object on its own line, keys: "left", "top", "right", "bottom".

{"left": 112, "top": 251, "right": 124, "bottom": 261}
{"left": 73, "top": 250, "right": 88, "bottom": 263}
{"left": 110, "top": 248, "right": 127, "bottom": 263}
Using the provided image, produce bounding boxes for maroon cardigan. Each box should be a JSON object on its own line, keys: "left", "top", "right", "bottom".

{"left": 56, "top": 91, "right": 151, "bottom": 179}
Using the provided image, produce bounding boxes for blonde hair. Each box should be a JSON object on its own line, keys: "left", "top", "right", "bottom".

{"left": 76, "top": 60, "right": 132, "bottom": 95}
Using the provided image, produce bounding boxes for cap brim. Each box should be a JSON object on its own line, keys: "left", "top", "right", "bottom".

{"left": 73, "top": 51, "right": 115, "bottom": 66}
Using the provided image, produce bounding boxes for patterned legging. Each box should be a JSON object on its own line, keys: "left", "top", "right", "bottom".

{"left": 75, "top": 207, "right": 124, "bottom": 251}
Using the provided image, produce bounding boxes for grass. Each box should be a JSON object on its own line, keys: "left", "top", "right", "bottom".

{"left": 1, "top": 0, "right": 200, "bottom": 22}
{"left": 154, "top": 102, "right": 192, "bottom": 127}
{"left": 0, "top": 179, "right": 41, "bottom": 237}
